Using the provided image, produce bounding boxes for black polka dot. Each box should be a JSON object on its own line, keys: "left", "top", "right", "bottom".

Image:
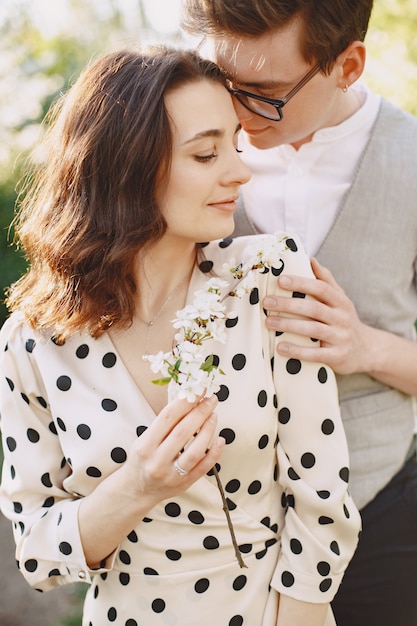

{"left": 151, "top": 598, "right": 166, "bottom": 613}
{"left": 188, "top": 510, "right": 205, "bottom": 525}
{"left": 219, "top": 237, "right": 233, "bottom": 248}
{"left": 203, "top": 536, "right": 219, "bottom": 550}
{"left": 37, "top": 396, "right": 47, "bottom": 408}
{"left": 248, "top": 480, "right": 262, "bottom": 494}
{"left": 166, "top": 550, "right": 182, "bottom": 561}
{"left": 301, "top": 452, "right": 316, "bottom": 468}
{"left": 42, "top": 496, "right": 54, "bottom": 508}
{"left": 270, "top": 260, "right": 284, "bottom": 276}
{"left": 195, "top": 578, "right": 210, "bottom": 593}
{"left": 257, "top": 390, "right": 267, "bottom": 407}
{"left": 344, "top": 504, "right": 351, "bottom": 518}
{"left": 281, "top": 571, "right": 295, "bottom": 587}
{"left": 165, "top": 502, "right": 181, "bottom": 517}
{"left": 288, "top": 467, "right": 300, "bottom": 480}
{"left": 249, "top": 287, "right": 259, "bottom": 305}
{"left": 128, "top": 530, "right": 138, "bottom": 543}
{"left": 125, "top": 620, "right": 137, "bottom": 626}
{"left": 86, "top": 466, "right": 102, "bottom": 478}
{"left": 216, "top": 385, "right": 230, "bottom": 402}
{"left": 25, "top": 339, "right": 36, "bottom": 353}
{"left": 319, "top": 516, "right": 334, "bottom": 525}
{"left": 286, "top": 359, "right": 302, "bottom": 374}
{"left": 49, "top": 421, "right": 57, "bottom": 435}
{"left": 102, "top": 352, "right": 117, "bottom": 368}
{"left": 27, "top": 428, "right": 40, "bottom": 443}
{"left": 219, "top": 428, "right": 235, "bottom": 444}
{"left": 339, "top": 467, "right": 350, "bottom": 482}
{"left": 76, "top": 344, "right": 89, "bottom": 359}
{"left": 330, "top": 541, "right": 340, "bottom": 555}
{"left": 226, "top": 316, "right": 239, "bottom": 328}
{"left": 56, "top": 418, "right": 66, "bottom": 432}
{"left": 6, "top": 377, "right": 14, "bottom": 391}
{"left": 21, "top": 393, "right": 30, "bottom": 405}
{"left": 225, "top": 479, "right": 240, "bottom": 493}
{"left": 13, "top": 502, "right": 22, "bottom": 513}
{"left": 111, "top": 447, "right": 127, "bottom": 463}
{"left": 102, "top": 398, "right": 117, "bottom": 411}
{"left": 287, "top": 494, "right": 295, "bottom": 507}
{"left": 119, "top": 572, "right": 130, "bottom": 586}
{"left": 319, "top": 579, "right": 333, "bottom": 592}
{"left": 107, "top": 607, "right": 117, "bottom": 621}
{"left": 59, "top": 542, "right": 72, "bottom": 555}
{"left": 290, "top": 539, "right": 303, "bottom": 554}
{"left": 258, "top": 434, "right": 269, "bottom": 449}
{"left": 136, "top": 425, "right": 147, "bottom": 437}
{"left": 286, "top": 238, "right": 298, "bottom": 252}
{"left": 144, "top": 567, "right": 159, "bottom": 575}
{"left": 231, "top": 353, "right": 246, "bottom": 370}
{"left": 318, "top": 367, "right": 328, "bottom": 383}
{"left": 56, "top": 376, "right": 71, "bottom": 391}
{"left": 317, "top": 561, "right": 331, "bottom": 576}
{"left": 119, "top": 550, "right": 131, "bottom": 565}
{"left": 261, "top": 516, "right": 271, "bottom": 528}
{"left": 229, "top": 616, "right": 244, "bottom": 626}
{"left": 278, "top": 407, "right": 291, "bottom": 424}
{"left": 77, "top": 424, "right": 91, "bottom": 440}
{"left": 24, "top": 559, "right": 38, "bottom": 572}
{"left": 199, "top": 260, "right": 213, "bottom": 273}
{"left": 317, "top": 490, "right": 330, "bottom": 499}
{"left": 48, "top": 568, "right": 60, "bottom": 577}
{"left": 226, "top": 498, "right": 236, "bottom": 511}
{"left": 232, "top": 575, "right": 247, "bottom": 590}
{"left": 321, "top": 419, "right": 335, "bottom": 435}
{"left": 292, "top": 291, "right": 306, "bottom": 299}
{"left": 238, "top": 543, "right": 252, "bottom": 553}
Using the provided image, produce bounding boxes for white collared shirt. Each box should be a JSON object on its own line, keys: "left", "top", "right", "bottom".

{"left": 241, "top": 84, "right": 381, "bottom": 256}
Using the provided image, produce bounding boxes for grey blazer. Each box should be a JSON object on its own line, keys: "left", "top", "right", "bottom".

{"left": 233, "top": 99, "right": 417, "bottom": 509}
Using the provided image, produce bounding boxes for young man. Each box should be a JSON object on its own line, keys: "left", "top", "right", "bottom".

{"left": 182, "top": 2, "right": 417, "bottom": 625}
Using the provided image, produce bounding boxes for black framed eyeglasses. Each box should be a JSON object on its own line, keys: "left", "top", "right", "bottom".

{"left": 227, "top": 63, "right": 321, "bottom": 121}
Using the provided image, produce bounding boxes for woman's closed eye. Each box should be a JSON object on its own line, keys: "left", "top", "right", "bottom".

{"left": 194, "top": 152, "right": 218, "bottom": 163}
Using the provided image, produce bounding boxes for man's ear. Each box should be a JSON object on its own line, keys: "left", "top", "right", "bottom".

{"left": 336, "top": 41, "right": 366, "bottom": 88}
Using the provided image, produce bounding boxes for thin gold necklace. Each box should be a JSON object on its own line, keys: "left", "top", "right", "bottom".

{"left": 140, "top": 272, "right": 191, "bottom": 355}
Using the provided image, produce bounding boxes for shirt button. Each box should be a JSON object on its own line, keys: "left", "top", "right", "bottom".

{"left": 78, "top": 571, "right": 86, "bottom": 579}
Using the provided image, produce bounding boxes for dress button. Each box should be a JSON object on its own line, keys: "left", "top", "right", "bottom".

{"left": 78, "top": 570, "right": 86, "bottom": 579}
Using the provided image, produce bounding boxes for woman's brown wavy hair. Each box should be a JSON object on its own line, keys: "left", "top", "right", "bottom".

{"left": 6, "top": 46, "right": 227, "bottom": 342}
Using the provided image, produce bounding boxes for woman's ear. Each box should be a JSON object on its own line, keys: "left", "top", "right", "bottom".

{"left": 336, "top": 41, "right": 366, "bottom": 89}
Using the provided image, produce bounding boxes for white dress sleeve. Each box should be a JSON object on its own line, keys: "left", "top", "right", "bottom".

{"left": 0, "top": 316, "right": 116, "bottom": 591}
{"left": 258, "top": 234, "right": 361, "bottom": 603}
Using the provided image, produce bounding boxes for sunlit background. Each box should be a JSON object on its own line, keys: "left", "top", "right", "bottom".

{"left": 0, "top": 1, "right": 416, "bottom": 624}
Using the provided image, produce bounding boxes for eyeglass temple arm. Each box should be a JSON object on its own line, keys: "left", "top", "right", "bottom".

{"left": 280, "top": 63, "right": 321, "bottom": 104}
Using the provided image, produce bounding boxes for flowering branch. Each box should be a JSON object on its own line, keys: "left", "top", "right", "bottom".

{"left": 144, "top": 233, "right": 290, "bottom": 568}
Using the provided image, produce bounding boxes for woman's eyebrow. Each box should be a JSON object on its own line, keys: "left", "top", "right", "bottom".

{"left": 182, "top": 123, "right": 242, "bottom": 145}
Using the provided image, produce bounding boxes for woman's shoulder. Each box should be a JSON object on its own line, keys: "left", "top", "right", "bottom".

{"left": 200, "top": 232, "right": 307, "bottom": 272}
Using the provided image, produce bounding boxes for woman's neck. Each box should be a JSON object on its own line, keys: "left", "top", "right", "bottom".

{"left": 134, "top": 241, "right": 196, "bottom": 325}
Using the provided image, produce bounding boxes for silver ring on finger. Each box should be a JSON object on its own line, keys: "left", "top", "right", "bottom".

{"left": 174, "top": 457, "right": 188, "bottom": 476}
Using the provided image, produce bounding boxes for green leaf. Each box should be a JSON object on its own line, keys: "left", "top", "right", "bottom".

{"left": 151, "top": 377, "right": 171, "bottom": 386}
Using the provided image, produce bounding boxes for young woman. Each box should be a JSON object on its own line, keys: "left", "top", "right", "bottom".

{"left": 0, "top": 46, "right": 360, "bottom": 626}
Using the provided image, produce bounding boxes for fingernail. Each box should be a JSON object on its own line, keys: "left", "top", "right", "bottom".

{"left": 279, "top": 276, "right": 292, "bottom": 286}
{"left": 205, "top": 395, "right": 218, "bottom": 407}
{"left": 264, "top": 296, "right": 276, "bottom": 307}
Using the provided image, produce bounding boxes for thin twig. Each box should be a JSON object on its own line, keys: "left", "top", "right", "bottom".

{"left": 212, "top": 465, "right": 247, "bottom": 568}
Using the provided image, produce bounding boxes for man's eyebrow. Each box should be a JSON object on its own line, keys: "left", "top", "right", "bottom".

{"left": 222, "top": 70, "right": 291, "bottom": 91}
{"left": 182, "top": 123, "right": 242, "bottom": 145}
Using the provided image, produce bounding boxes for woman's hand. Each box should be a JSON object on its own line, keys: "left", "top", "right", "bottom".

{"left": 121, "top": 394, "right": 225, "bottom": 503}
{"left": 79, "top": 394, "right": 225, "bottom": 568}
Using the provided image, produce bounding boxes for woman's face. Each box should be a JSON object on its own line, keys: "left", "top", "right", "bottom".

{"left": 160, "top": 79, "right": 251, "bottom": 245}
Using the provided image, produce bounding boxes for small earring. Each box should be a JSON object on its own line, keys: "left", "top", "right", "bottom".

{"left": 342, "top": 84, "right": 349, "bottom": 93}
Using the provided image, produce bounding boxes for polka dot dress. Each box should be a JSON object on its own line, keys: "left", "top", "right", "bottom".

{"left": 0, "top": 233, "right": 360, "bottom": 625}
